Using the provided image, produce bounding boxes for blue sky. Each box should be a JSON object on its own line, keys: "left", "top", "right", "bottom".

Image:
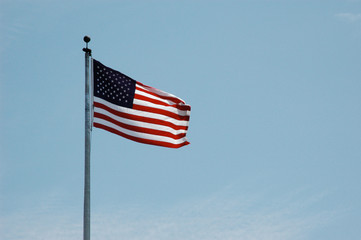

{"left": 1, "top": 0, "right": 361, "bottom": 239}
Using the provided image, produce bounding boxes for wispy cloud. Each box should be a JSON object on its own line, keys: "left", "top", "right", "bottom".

{"left": 335, "top": 13, "right": 361, "bottom": 22}
{"left": 0, "top": 19, "right": 29, "bottom": 60}
{"left": 0, "top": 188, "right": 336, "bottom": 240}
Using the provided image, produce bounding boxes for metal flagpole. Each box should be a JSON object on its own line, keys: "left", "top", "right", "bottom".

{"left": 83, "top": 36, "right": 92, "bottom": 240}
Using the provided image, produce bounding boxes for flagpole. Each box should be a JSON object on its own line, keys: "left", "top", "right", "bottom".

{"left": 83, "top": 36, "right": 92, "bottom": 240}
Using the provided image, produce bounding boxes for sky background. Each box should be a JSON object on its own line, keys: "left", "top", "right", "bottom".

{"left": 1, "top": 0, "right": 361, "bottom": 239}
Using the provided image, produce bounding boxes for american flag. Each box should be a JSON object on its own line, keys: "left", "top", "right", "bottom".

{"left": 92, "top": 59, "right": 191, "bottom": 148}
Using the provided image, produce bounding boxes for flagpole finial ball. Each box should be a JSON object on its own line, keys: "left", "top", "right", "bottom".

{"left": 84, "top": 36, "right": 91, "bottom": 43}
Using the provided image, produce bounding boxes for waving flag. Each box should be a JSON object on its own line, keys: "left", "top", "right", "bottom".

{"left": 92, "top": 59, "right": 191, "bottom": 148}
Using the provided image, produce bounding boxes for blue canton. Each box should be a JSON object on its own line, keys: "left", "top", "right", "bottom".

{"left": 93, "top": 59, "right": 136, "bottom": 108}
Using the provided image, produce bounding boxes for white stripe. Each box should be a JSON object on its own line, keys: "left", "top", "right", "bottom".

{"left": 94, "top": 106, "right": 187, "bottom": 135}
{"left": 135, "top": 88, "right": 172, "bottom": 105}
{"left": 133, "top": 98, "right": 190, "bottom": 117}
{"left": 93, "top": 118, "right": 188, "bottom": 145}
{"left": 94, "top": 97, "right": 189, "bottom": 127}
{"left": 136, "top": 84, "right": 185, "bottom": 104}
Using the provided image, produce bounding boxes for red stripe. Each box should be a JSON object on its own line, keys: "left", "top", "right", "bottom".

{"left": 94, "top": 102, "right": 189, "bottom": 131}
{"left": 134, "top": 93, "right": 191, "bottom": 111}
{"left": 136, "top": 83, "right": 185, "bottom": 104}
{"left": 132, "top": 104, "right": 190, "bottom": 121}
{"left": 94, "top": 112, "right": 186, "bottom": 140}
{"left": 94, "top": 122, "right": 190, "bottom": 148}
